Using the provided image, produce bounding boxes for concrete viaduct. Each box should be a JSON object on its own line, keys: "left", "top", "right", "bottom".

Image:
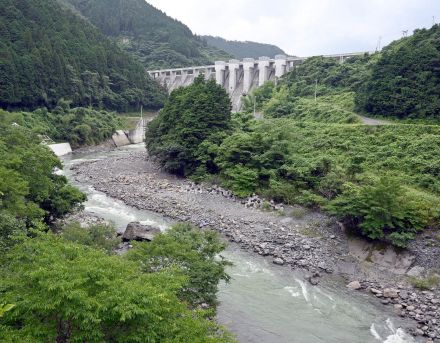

{"left": 148, "top": 52, "right": 368, "bottom": 111}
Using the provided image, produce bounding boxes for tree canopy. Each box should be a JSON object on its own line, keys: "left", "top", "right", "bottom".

{"left": 63, "top": 0, "right": 232, "bottom": 69}
{"left": 146, "top": 75, "right": 232, "bottom": 176}
{"left": 356, "top": 25, "right": 440, "bottom": 120}
{"left": 0, "top": 233, "right": 234, "bottom": 342}
{"left": 0, "top": 0, "right": 166, "bottom": 112}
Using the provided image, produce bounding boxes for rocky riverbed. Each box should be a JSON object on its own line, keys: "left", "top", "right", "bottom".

{"left": 71, "top": 149, "right": 439, "bottom": 342}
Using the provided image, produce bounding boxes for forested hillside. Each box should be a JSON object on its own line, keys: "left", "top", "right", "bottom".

{"left": 202, "top": 36, "right": 287, "bottom": 59}
{"left": 356, "top": 24, "right": 440, "bottom": 120}
{"left": 0, "top": 0, "right": 166, "bottom": 112}
{"left": 148, "top": 28, "right": 440, "bottom": 248}
{"left": 63, "top": 0, "right": 232, "bottom": 69}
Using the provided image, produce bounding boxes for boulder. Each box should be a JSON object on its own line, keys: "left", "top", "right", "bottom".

{"left": 273, "top": 257, "right": 285, "bottom": 266}
{"left": 383, "top": 288, "right": 399, "bottom": 299}
{"left": 346, "top": 281, "right": 362, "bottom": 290}
{"left": 122, "top": 222, "right": 161, "bottom": 242}
{"left": 406, "top": 266, "right": 425, "bottom": 278}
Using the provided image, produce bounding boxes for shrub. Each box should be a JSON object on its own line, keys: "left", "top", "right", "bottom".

{"left": 126, "top": 223, "right": 231, "bottom": 308}
{"left": 61, "top": 222, "right": 121, "bottom": 254}
{"left": 326, "top": 176, "right": 438, "bottom": 247}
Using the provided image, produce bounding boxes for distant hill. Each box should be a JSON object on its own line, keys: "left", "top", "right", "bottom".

{"left": 0, "top": 0, "right": 166, "bottom": 111}
{"left": 201, "top": 36, "right": 288, "bottom": 59}
{"left": 63, "top": 0, "right": 232, "bottom": 69}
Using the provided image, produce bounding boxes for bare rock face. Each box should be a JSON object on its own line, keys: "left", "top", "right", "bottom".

{"left": 122, "top": 222, "right": 161, "bottom": 242}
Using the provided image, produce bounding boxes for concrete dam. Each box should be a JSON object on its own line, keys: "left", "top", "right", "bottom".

{"left": 148, "top": 52, "right": 368, "bottom": 111}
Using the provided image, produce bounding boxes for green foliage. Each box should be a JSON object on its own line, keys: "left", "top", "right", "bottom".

{"left": 127, "top": 223, "right": 231, "bottom": 308}
{"left": 1, "top": 104, "right": 121, "bottom": 147}
{"left": 264, "top": 91, "right": 362, "bottom": 123}
{"left": 0, "top": 0, "right": 166, "bottom": 112}
{"left": 0, "top": 212, "right": 27, "bottom": 256}
{"left": 0, "top": 234, "right": 234, "bottom": 342}
{"left": 61, "top": 222, "right": 121, "bottom": 254}
{"left": 0, "top": 304, "right": 14, "bottom": 318}
{"left": 146, "top": 76, "right": 232, "bottom": 176}
{"left": 0, "top": 123, "right": 85, "bottom": 232}
{"left": 212, "top": 119, "right": 440, "bottom": 246}
{"left": 326, "top": 176, "right": 437, "bottom": 247}
{"left": 356, "top": 25, "right": 440, "bottom": 119}
{"left": 202, "top": 35, "right": 286, "bottom": 59}
{"left": 64, "top": 0, "right": 231, "bottom": 69}
{"left": 242, "top": 81, "right": 276, "bottom": 113}
{"left": 409, "top": 274, "right": 440, "bottom": 290}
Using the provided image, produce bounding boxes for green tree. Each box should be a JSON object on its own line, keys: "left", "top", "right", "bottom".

{"left": 127, "top": 223, "right": 231, "bottom": 308}
{"left": 326, "top": 176, "right": 437, "bottom": 247}
{"left": 356, "top": 25, "right": 440, "bottom": 120}
{"left": 61, "top": 222, "right": 121, "bottom": 254}
{"left": 146, "top": 75, "right": 231, "bottom": 176}
{"left": 0, "top": 234, "right": 234, "bottom": 342}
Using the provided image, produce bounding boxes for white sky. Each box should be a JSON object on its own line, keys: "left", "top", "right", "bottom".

{"left": 147, "top": 0, "right": 440, "bottom": 56}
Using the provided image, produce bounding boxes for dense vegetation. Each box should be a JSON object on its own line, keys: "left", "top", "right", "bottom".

{"left": 243, "top": 55, "right": 374, "bottom": 122}
{"left": 201, "top": 36, "right": 287, "bottom": 59}
{"left": 0, "top": 122, "right": 85, "bottom": 253}
{"left": 64, "top": 0, "right": 232, "bottom": 69}
{"left": 146, "top": 43, "right": 440, "bottom": 247}
{"left": 0, "top": 0, "right": 166, "bottom": 112}
{"left": 146, "top": 75, "right": 232, "bottom": 176}
{"left": 0, "top": 101, "right": 121, "bottom": 148}
{"left": 356, "top": 25, "right": 440, "bottom": 120}
{"left": 0, "top": 226, "right": 234, "bottom": 342}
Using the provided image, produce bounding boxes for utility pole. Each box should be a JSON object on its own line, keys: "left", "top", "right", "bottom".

{"left": 434, "top": 16, "right": 436, "bottom": 26}
{"left": 253, "top": 95, "right": 257, "bottom": 118}
{"left": 314, "top": 79, "right": 318, "bottom": 102}
{"left": 376, "top": 36, "right": 382, "bottom": 52}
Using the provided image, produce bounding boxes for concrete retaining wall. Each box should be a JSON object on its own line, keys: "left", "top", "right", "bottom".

{"left": 48, "top": 143, "right": 72, "bottom": 157}
{"left": 127, "top": 118, "right": 146, "bottom": 144}
{"left": 112, "top": 130, "right": 131, "bottom": 147}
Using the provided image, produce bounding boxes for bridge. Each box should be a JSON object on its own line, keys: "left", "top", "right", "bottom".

{"left": 148, "top": 52, "right": 369, "bottom": 111}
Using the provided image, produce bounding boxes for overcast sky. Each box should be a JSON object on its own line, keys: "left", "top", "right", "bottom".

{"left": 147, "top": 0, "right": 439, "bottom": 56}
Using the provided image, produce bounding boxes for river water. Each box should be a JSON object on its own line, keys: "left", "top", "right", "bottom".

{"left": 62, "top": 145, "right": 416, "bottom": 343}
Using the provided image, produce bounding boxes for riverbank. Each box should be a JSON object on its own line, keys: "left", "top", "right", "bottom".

{"left": 71, "top": 147, "right": 439, "bottom": 342}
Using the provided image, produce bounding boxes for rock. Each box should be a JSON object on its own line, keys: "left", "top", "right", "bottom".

{"left": 415, "top": 328, "right": 424, "bottom": 336}
{"left": 407, "top": 266, "right": 426, "bottom": 278}
{"left": 347, "top": 281, "right": 362, "bottom": 290}
{"left": 273, "top": 257, "right": 285, "bottom": 266}
{"left": 370, "top": 288, "right": 382, "bottom": 294}
{"left": 383, "top": 288, "right": 399, "bottom": 299}
{"left": 122, "top": 222, "right": 161, "bottom": 241}
{"left": 308, "top": 277, "right": 319, "bottom": 286}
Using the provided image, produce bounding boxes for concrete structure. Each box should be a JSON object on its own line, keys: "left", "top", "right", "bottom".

{"left": 127, "top": 118, "right": 147, "bottom": 144}
{"left": 48, "top": 143, "right": 72, "bottom": 157}
{"left": 148, "top": 52, "right": 370, "bottom": 111}
{"left": 112, "top": 130, "right": 131, "bottom": 147}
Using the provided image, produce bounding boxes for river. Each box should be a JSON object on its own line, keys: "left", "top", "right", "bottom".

{"left": 62, "top": 144, "right": 416, "bottom": 343}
